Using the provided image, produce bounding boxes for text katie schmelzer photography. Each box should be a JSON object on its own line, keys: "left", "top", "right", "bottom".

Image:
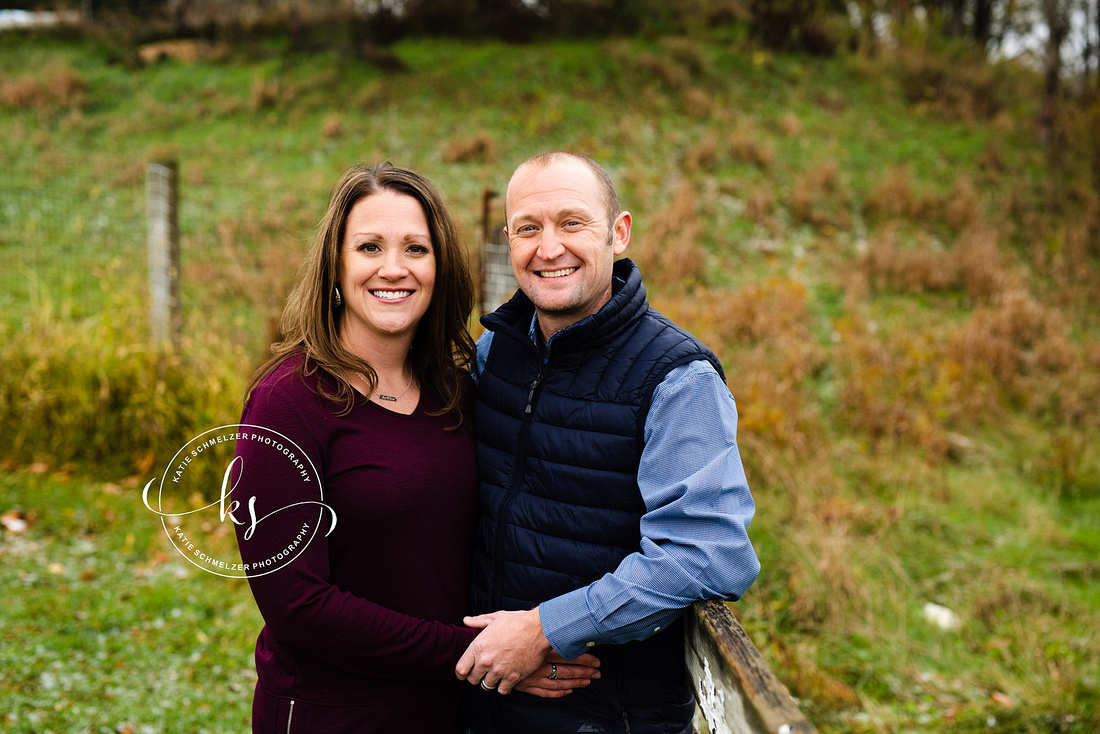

{"left": 141, "top": 424, "right": 337, "bottom": 579}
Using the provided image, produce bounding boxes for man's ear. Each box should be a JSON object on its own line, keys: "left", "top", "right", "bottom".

{"left": 612, "top": 211, "right": 631, "bottom": 256}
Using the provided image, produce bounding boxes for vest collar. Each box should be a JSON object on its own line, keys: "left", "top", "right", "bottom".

{"left": 482, "top": 258, "right": 648, "bottom": 354}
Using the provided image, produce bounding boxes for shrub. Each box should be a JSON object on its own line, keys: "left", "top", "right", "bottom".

{"left": 728, "top": 126, "right": 775, "bottom": 170}
{"left": 0, "top": 66, "right": 87, "bottom": 113}
{"left": 887, "top": 38, "right": 1022, "bottom": 123}
{"left": 748, "top": 0, "right": 842, "bottom": 56}
{"left": 0, "top": 282, "right": 243, "bottom": 477}
{"left": 860, "top": 225, "right": 958, "bottom": 294}
{"left": 860, "top": 223, "right": 1013, "bottom": 303}
{"left": 633, "top": 179, "right": 707, "bottom": 287}
{"left": 441, "top": 130, "right": 497, "bottom": 164}
{"left": 790, "top": 160, "right": 850, "bottom": 229}
{"left": 654, "top": 278, "right": 825, "bottom": 451}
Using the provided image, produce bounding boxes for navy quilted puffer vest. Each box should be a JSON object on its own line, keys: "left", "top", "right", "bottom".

{"left": 465, "top": 259, "right": 723, "bottom": 734}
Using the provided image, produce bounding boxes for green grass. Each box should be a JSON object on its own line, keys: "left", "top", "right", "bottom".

{"left": 1, "top": 25, "right": 1098, "bottom": 733}
{"left": 0, "top": 469, "right": 260, "bottom": 732}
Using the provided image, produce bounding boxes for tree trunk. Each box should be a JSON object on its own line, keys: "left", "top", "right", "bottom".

{"left": 949, "top": 0, "right": 966, "bottom": 37}
{"left": 1039, "top": 0, "right": 1069, "bottom": 144}
{"left": 973, "top": 0, "right": 994, "bottom": 45}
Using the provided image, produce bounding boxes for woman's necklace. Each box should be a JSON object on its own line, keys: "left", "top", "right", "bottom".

{"left": 371, "top": 373, "right": 414, "bottom": 402}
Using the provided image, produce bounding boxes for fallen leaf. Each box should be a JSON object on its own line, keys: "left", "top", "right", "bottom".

{"left": 1, "top": 511, "right": 28, "bottom": 534}
{"left": 47, "top": 562, "right": 65, "bottom": 574}
{"left": 102, "top": 483, "right": 122, "bottom": 495}
{"left": 28, "top": 462, "right": 50, "bottom": 474}
{"left": 991, "top": 691, "right": 1016, "bottom": 707}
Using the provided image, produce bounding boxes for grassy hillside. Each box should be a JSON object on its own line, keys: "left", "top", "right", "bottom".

{"left": 1, "top": 23, "right": 1098, "bottom": 733}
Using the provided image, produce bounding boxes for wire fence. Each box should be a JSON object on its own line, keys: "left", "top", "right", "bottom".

{"left": 0, "top": 165, "right": 517, "bottom": 344}
{"left": 0, "top": 175, "right": 146, "bottom": 326}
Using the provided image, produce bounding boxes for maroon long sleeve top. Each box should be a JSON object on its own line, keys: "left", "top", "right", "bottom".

{"left": 234, "top": 353, "right": 480, "bottom": 731}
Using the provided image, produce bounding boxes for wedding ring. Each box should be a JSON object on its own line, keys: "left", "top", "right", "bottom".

{"left": 480, "top": 679, "right": 498, "bottom": 691}
{"left": 549, "top": 664, "right": 558, "bottom": 680}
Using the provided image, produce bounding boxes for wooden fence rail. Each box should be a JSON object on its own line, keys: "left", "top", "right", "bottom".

{"left": 687, "top": 600, "right": 817, "bottom": 734}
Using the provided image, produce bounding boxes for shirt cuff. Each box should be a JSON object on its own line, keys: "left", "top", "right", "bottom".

{"left": 538, "top": 588, "right": 606, "bottom": 661}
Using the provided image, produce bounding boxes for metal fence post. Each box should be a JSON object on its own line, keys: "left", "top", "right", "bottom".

{"left": 146, "top": 160, "right": 181, "bottom": 350}
{"left": 479, "top": 188, "right": 515, "bottom": 316}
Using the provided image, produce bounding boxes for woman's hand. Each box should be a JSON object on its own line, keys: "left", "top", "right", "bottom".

{"left": 512, "top": 652, "right": 601, "bottom": 699}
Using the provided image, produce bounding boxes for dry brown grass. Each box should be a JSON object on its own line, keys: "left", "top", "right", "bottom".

{"left": 860, "top": 226, "right": 958, "bottom": 294}
{"left": 681, "top": 134, "right": 719, "bottom": 174}
{"left": 660, "top": 36, "right": 709, "bottom": 76}
{"left": 834, "top": 316, "right": 956, "bottom": 459}
{"left": 0, "top": 67, "right": 86, "bottom": 113}
{"left": 654, "top": 277, "right": 825, "bottom": 452}
{"left": 778, "top": 111, "right": 802, "bottom": 137}
{"left": 863, "top": 164, "right": 928, "bottom": 221}
{"left": 137, "top": 40, "right": 226, "bottom": 65}
{"left": 764, "top": 635, "right": 861, "bottom": 708}
{"left": 955, "top": 224, "right": 1014, "bottom": 302}
{"left": 249, "top": 76, "right": 280, "bottom": 111}
{"left": 728, "top": 126, "right": 775, "bottom": 170}
{"left": 835, "top": 279, "right": 1098, "bottom": 461}
{"left": 790, "top": 160, "right": 850, "bottom": 229}
{"left": 441, "top": 130, "right": 497, "bottom": 164}
{"left": 942, "top": 174, "right": 983, "bottom": 230}
{"left": 633, "top": 179, "right": 707, "bottom": 287}
{"left": 321, "top": 113, "right": 344, "bottom": 139}
{"left": 861, "top": 223, "right": 1013, "bottom": 303}
{"left": 681, "top": 87, "right": 712, "bottom": 118}
{"left": 947, "top": 290, "right": 1095, "bottom": 425}
{"left": 744, "top": 182, "right": 778, "bottom": 230}
{"left": 889, "top": 42, "right": 1015, "bottom": 123}
{"left": 635, "top": 52, "right": 691, "bottom": 91}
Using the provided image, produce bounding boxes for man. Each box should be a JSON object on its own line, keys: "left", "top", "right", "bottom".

{"left": 457, "top": 151, "right": 760, "bottom": 734}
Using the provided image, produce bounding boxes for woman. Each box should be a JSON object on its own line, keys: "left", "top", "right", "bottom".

{"left": 234, "top": 163, "right": 593, "bottom": 733}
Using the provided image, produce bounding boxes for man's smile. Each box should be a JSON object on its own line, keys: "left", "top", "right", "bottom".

{"left": 536, "top": 267, "right": 578, "bottom": 279}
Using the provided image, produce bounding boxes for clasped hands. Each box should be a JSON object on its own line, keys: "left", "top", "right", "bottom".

{"left": 455, "top": 607, "right": 600, "bottom": 698}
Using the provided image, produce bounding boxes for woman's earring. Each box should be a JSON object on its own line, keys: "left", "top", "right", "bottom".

{"left": 334, "top": 286, "right": 343, "bottom": 308}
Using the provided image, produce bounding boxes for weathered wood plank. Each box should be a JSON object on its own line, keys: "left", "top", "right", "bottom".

{"left": 686, "top": 599, "right": 816, "bottom": 734}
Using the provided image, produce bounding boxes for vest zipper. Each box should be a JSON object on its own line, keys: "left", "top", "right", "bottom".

{"left": 615, "top": 647, "right": 632, "bottom": 732}
{"left": 490, "top": 368, "right": 544, "bottom": 610}
{"left": 286, "top": 700, "right": 295, "bottom": 733}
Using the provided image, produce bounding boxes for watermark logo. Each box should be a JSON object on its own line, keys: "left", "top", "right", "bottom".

{"left": 142, "top": 424, "right": 336, "bottom": 578}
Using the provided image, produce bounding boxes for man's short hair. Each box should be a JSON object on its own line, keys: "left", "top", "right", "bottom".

{"left": 511, "top": 150, "right": 621, "bottom": 227}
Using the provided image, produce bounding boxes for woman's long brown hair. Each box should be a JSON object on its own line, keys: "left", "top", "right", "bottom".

{"left": 246, "top": 162, "right": 476, "bottom": 429}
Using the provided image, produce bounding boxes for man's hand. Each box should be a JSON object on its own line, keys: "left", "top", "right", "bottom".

{"left": 455, "top": 607, "right": 557, "bottom": 695}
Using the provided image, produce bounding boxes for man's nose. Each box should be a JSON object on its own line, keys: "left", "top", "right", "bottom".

{"left": 535, "top": 229, "right": 566, "bottom": 261}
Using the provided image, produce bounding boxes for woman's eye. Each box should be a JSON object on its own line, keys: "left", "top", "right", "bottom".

{"left": 408, "top": 244, "right": 431, "bottom": 254}
{"left": 358, "top": 242, "right": 380, "bottom": 252}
